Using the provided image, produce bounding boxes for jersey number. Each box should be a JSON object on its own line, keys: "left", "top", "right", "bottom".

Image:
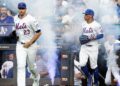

{"left": 24, "top": 29, "right": 30, "bottom": 35}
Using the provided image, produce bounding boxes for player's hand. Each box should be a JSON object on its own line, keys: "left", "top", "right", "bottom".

{"left": 23, "top": 42, "right": 32, "bottom": 48}
{"left": 88, "top": 36, "right": 96, "bottom": 40}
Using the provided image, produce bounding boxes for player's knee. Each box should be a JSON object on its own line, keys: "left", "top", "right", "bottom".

{"left": 80, "top": 62, "right": 86, "bottom": 67}
{"left": 91, "top": 65, "right": 97, "bottom": 69}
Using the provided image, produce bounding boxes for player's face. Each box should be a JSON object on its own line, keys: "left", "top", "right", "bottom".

{"left": 84, "top": 14, "right": 93, "bottom": 21}
{"left": 18, "top": 9, "right": 26, "bottom": 16}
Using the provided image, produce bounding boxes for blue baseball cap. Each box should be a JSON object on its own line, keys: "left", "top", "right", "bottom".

{"left": 83, "top": 9, "right": 94, "bottom": 16}
{"left": 18, "top": 2, "right": 26, "bottom": 9}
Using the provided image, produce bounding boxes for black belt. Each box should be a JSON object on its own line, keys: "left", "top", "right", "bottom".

{"left": 86, "top": 45, "right": 92, "bottom": 47}
{"left": 21, "top": 42, "right": 25, "bottom": 44}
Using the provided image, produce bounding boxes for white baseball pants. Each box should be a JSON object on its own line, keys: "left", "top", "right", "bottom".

{"left": 16, "top": 43, "right": 38, "bottom": 86}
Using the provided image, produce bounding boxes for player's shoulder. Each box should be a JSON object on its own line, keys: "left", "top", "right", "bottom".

{"left": 14, "top": 15, "right": 20, "bottom": 23}
{"left": 14, "top": 15, "right": 18, "bottom": 20}
{"left": 93, "top": 20, "right": 101, "bottom": 27}
{"left": 81, "top": 21, "right": 87, "bottom": 26}
{"left": 26, "top": 14, "right": 36, "bottom": 20}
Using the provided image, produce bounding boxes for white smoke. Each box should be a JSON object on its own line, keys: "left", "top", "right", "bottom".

{"left": 99, "top": 0, "right": 119, "bottom": 24}
{"left": 37, "top": 21, "right": 58, "bottom": 84}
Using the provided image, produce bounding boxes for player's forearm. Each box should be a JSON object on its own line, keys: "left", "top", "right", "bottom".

{"left": 96, "top": 34, "right": 104, "bottom": 40}
{"left": 29, "top": 32, "right": 41, "bottom": 44}
{"left": 91, "top": 34, "right": 104, "bottom": 41}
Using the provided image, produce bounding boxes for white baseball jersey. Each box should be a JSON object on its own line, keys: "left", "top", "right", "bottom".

{"left": 14, "top": 14, "right": 41, "bottom": 43}
{"left": 81, "top": 20, "right": 103, "bottom": 45}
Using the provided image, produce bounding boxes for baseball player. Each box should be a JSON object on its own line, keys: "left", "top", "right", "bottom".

{"left": 104, "top": 35, "right": 120, "bottom": 86}
{"left": 14, "top": 2, "right": 41, "bottom": 86}
{"left": 79, "top": 9, "right": 103, "bottom": 86}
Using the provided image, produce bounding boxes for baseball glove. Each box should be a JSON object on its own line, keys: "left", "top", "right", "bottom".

{"left": 6, "top": 31, "right": 19, "bottom": 43}
{"left": 79, "top": 35, "right": 90, "bottom": 45}
{"left": 9, "top": 30, "right": 19, "bottom": 41}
